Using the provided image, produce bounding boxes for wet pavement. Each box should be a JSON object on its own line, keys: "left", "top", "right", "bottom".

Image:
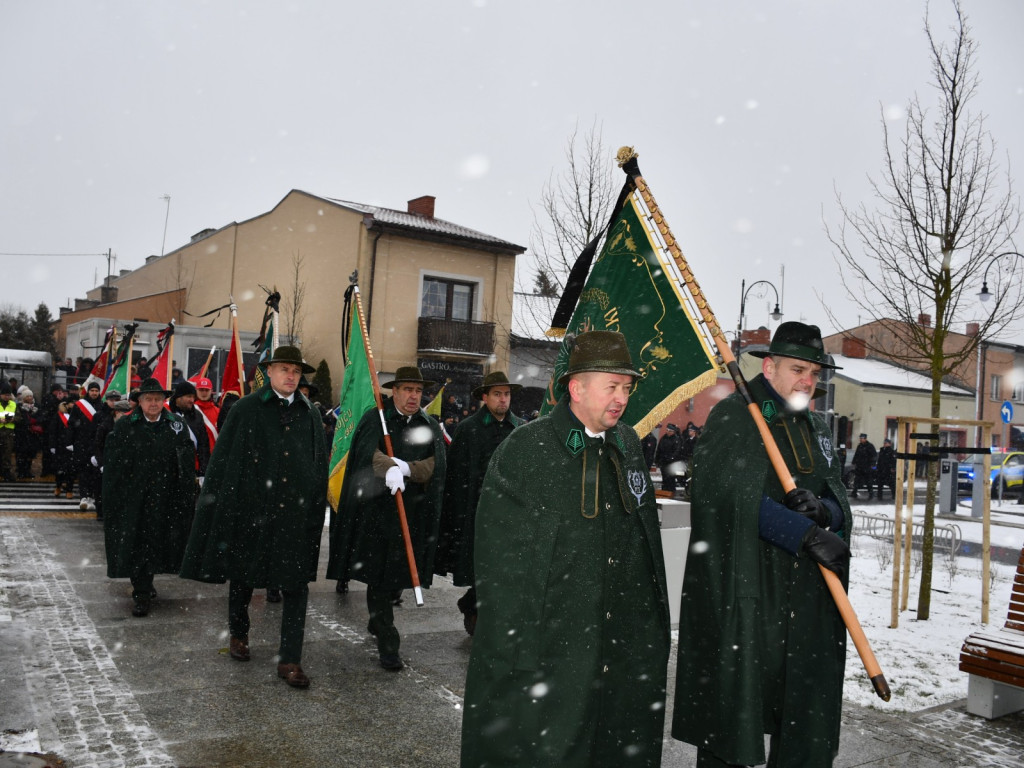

{"left": 1, "top": 481, "right": 1022, "bottom": 767}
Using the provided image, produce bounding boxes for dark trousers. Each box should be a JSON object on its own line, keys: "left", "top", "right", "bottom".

{"left": 367, "top": 584, "right": 401, "bottom": 656}
{"left": 852, "top": 470, "right": 873, "bottom": 497}
{"left": 78, "top": 464, "right": 100, "bottom": 499}
{"left": 457, "top": 586, "right": 477, "bottom": 615}
{"left": 0, "top": 432, "right": 14, "bottom": 480}
{"left": 129, "top": 563, "right": 154, "bottom": 602}
{"left": 228, "top": 581, "right": 309, "bottom": 665}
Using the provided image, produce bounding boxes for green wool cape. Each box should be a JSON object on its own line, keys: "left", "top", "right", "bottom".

{"left": 672, "top": 373, "right": 852, "bottom": 766}
{"left": 102, "top": 409, "right": 197, "bottom": 578}
{"left": 460, "top": 398, "right": 670, "bottom": 768}
{"left": 435, "top": 406, "right": 523, "bottom": 586}
{"left": 179, "top": 386, "right": 328, "bottom": 589}
{"left": 326, "top": 398, "right": 446, "bottom": 590}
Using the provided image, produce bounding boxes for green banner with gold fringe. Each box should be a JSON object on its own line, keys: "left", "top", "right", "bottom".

{"left": 541, "top": 189, "right": 718, "bottom": 437}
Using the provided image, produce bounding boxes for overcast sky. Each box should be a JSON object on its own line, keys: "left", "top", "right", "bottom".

{"left": 2, "top": 0, "right": 1022, "bottom": 342}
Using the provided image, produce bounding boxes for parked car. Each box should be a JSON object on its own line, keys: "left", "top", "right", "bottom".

{"left": 957, "top": 451, "right": 1024, "bottom": 495}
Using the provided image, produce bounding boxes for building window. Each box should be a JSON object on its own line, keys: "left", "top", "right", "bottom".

{"left": 1013, "top": 381, "right": 1024, "bottom": 404}
{"left": 421, "top": 277, "right": 475, "bottom": 321}
{"left": 990, "top": 374, "right": 1002, "bottom": 401}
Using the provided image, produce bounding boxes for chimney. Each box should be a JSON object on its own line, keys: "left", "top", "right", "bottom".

{"left": 918, "top": 313, "right": 931, "bottom": 327}
{"left": 740, "top": 327, "right": 772, "bottom": 348}
{"left": 841, "top": 336, "right": 867, "bottom": 359}
{"left": 407, "top": 196, "right": 435, "bottom": 218}
{"left": 966, "top": 322, "right": 980, "bottom": 337}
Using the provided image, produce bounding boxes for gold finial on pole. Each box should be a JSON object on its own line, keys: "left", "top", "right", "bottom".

{"left": 616, "top": 146, "right": 638, "bottom": 167}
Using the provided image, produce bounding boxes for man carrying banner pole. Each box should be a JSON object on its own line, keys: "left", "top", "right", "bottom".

{"left": 327, "top": 280, "right": 446, "bottom": 672}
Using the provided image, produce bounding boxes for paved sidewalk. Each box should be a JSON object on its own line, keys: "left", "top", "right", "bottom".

{"left": 1, "top": 485, "right": 1022, "bottom": 767}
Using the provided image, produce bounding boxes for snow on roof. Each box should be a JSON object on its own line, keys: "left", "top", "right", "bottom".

{"left": 831, "top": 354, "right": 973, "bottom": 396}
{"left": 324, "top": 197, "right": 524, "bottom": 252}
{"left": 511, "top": 292, "right": 560, "bottom": 341}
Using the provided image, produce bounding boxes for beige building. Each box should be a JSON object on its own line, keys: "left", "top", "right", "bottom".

{"left": 824, "top": 320, "right": 1024, "bottom": 449}
{"left": 78, "top": 191, "right": 525, "bottom": 403}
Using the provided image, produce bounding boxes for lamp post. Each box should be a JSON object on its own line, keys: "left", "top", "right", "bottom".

{"left": 735, "top": 278, "right": 783, "bottom": 353}
{"left": 974, "top": 251, "right": 1024, "bottom": 447}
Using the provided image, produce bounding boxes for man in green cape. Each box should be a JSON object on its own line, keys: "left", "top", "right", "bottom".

{"left": 435, "top": 370, "right": 523, "bottom": 636}
{"left": 672, "top": 321, "right": 852, "bottom": 767}
{"left": 327, "top": 366, "right": 446, "bottom": 671}
{"left": 180, "top": 346, "right": 328, "bottom": 689}
{"left": 103, "top": 378, "right": 196, "bottom": 617}
{"left": 460, "top": 331, "right": 670, "bottom": 768}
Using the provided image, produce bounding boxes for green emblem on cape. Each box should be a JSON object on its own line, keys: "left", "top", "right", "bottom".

{"left": 566, "top": 428, "right": 585, "bottom": 456}
{"left": 761, "top": 399, "right": 778, "bottom": 423}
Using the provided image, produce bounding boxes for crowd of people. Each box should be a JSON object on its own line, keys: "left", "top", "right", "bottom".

{"left": 2, "top": 324, "right": 858, "bottom": 766}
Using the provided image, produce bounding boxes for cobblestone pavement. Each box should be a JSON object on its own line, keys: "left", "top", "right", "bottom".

{"left": 2, "top": 483, "right": 1023, "bottom": 767}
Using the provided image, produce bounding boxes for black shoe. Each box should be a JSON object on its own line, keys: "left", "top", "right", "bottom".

{"left": 335, "top": 580, "right": 349, "bottom": 594}
{"left": 131, "top": 599, "right": 150, "bottom": 617}
{"left": 391, "top": 590, "right": 403, "bottom": 606}
{"left": 367, "top": 622, "right": 378, "bottom": 637}
{"left": 266, "top": 588, "right": 282, "bottom": 603}
{"left": 379, "top": 653, "right": 403, "bottom": 671}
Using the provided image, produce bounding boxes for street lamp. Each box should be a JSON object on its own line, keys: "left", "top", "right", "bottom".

{"left": 974, "top": 250, "right": 1024, "bottom": 447}
{"left": 977, "top": 251, "right": 1024, "bottom": 302}
{"left": 736, "top": 278, "right": 783, "bottom": 352}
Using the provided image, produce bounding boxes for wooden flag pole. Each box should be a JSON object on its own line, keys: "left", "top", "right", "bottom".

{"left": 618, "top": 146, "right": 890, "bottom": 702}
{"left": 349, "top": 279, "right": 425, "bottom": 607}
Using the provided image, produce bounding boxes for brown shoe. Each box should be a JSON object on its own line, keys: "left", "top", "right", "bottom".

{"left": 277, "top": 663, "right": 310, "bottom": 688}
{"left": 66, "top": 492, "right": 74, "bottom": 499}
{"left": 229, "top": 636, "right": 250, "bottom": 662}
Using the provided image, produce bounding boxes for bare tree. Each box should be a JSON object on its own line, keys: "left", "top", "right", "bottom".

{"left": 827, "top": 1, "right": 1022, "bottom": 619}
{"left": 528, "top": 120, "right": 617, "bottom": 295}
{"left": 282, "top": 250, "right": 307, "bottom": 346}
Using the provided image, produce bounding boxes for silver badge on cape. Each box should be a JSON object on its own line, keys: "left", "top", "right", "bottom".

{"left": 818, "top": 435, "right": 834, "bottom": 467}
{"left": 627, "top": 469, "right": 648, "bottom": 505}
{"left": 170, "top": 420, "right": 183, "bottom": 434}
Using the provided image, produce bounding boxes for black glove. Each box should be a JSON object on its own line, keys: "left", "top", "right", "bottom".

{"left": 802, "top": 525, "right": 851, "bottom": 581}
{"left": 784, "top": 487, "right": 831, "bottom": 528}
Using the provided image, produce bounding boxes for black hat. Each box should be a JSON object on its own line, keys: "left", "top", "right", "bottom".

{"left": 747, "top": 321, "right": 841, "bottom": 369}
{"left": 267, "top": 345, "right": 316, "bottom": 374}
{"left": 859, "top": 433, "right": 868, "bottom": 439}
{"left": 472, "top": 371, "right": 522, "bottom": 400}
{"left": 0, "top": 384, "right": 11, "bottom": 396}
{"left": 104, "top": 389, "right": 122, "bottom": 400}
{"left": 557, "top": 331, "right": 641, "bottom": 386}
{"left": 173, "top": 381, "right": 197, "bottom": 400}
{"left": 298, "top": 376, "right": 319, "bottom": 398}
{"left": 50, "top": 382, "right": 66, "bottom": 393}
{"left": 382, "top": 366, "right": 436, "bottom": 388}
{"left": 85, "top": 380, "right": 101, "bottom": 392}
{"left": 131, "top": 378, "right": 173, "bottom": 402}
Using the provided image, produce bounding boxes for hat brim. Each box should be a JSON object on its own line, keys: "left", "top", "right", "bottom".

{"left": 382, "top": 378, "right": 437, "bottom": 389}
{"left": 746, "top": 349, "right": 841, "bottom": 370}
{"left": 472, "top": 382, "right": 523, "bottom": 400}
{"left": 131, "top": 388, "right": 173, "bottom": 402}
{"left": 557, "top": 365, "right": 641, "bottom": 387}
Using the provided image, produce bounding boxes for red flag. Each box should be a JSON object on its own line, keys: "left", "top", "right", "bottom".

{"left": 148, "top": 322, "right": 176, "bottom": 390}
{"left": 82, "top": 326, "right": 115, "bottom": 390}
{"left": 221, "top": 303, "right": 245, "bottom": 397}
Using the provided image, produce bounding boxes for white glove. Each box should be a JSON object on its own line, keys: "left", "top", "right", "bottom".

{"left": 391, "top": 457, "right": 411, "bottom": 477}
{"left": 66, "top": 446, "right": 73, "bottom": 452}
{"left": 50, "top": 448, "right": 56, "bottom": 454}
{"left": 385, "top": 466, "right": 406, "bottom": 495}
{"left": 197, "top": 476, "right": 205, "bottom": 488}
{"left": 90, "top": 456, "right": 98, "bottom": 467}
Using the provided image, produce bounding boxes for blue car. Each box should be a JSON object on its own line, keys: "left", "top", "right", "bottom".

{"left": 957, "top": 451, "right": 1024, "bottom": 495}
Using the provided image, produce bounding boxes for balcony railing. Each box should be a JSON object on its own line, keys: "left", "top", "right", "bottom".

{"left": 417, "top": 317, "right": 495, "bottom": 357}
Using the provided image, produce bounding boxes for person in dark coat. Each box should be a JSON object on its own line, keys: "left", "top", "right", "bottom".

{"left": 435, "top": 370, "right": 523, "bottom": 636}
{"left": 655, "top": 422, "right": 683, "bottom": 491}
{"left": 169, "top": 380, "right": 211, "bottom": 480}
{"left": 66, "top": 380, "right": 104, "bottom": 510}
{"left": 49, "top": 401, "right": 75, "bottom": 498}
{"left": 672, "top": 322, "right": 852, "bottom": 767}
{"left": 180, "top": 346, "right": 328, "bottom": 689}
{"left": 327, "top": 365, "right": 446, "bottom": 672}
{"left": 90, "top": 390, "right": 124, "bottom": 520}
{"left": 641, "top": 428, "right": 658, "bottom": 468}
{"left": 39, "top": 382, "right": 67, "bottom": 478}
{"left": 851, "top": 432, "right": 878, "bottom": 499}
{"left": 875, "top": 438, "right": 897, "bottom": 500}
{"left": 13, "top": 389, "right": 41, "bottom": 479}
{"left": 102, "top": 379, "right": 196, "bottom": 617}
{"left": 461, "top": 331, "right": 671, "bottom": 768}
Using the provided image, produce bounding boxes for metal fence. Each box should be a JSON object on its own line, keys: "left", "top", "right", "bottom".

{"left": 851, "top": 510, "right": 961, "bottom": 560}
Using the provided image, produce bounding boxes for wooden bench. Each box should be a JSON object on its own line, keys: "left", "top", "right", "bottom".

{"left": 959, "top": 545, "right": 1024, "bottom": 718}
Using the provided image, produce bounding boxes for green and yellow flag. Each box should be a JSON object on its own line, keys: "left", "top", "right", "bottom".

{"left": 542, "top": 168, "right": 718, "bottom": 437}
{"left": 327, "top": 297, "right": 376, "bottom": 510}
{"left": 102, "top": 323, "right": 137, "bottom": 397}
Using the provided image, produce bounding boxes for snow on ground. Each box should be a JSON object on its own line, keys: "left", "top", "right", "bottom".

{"left": 842, "top": 498, "right": 1023, "bottom": 712}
